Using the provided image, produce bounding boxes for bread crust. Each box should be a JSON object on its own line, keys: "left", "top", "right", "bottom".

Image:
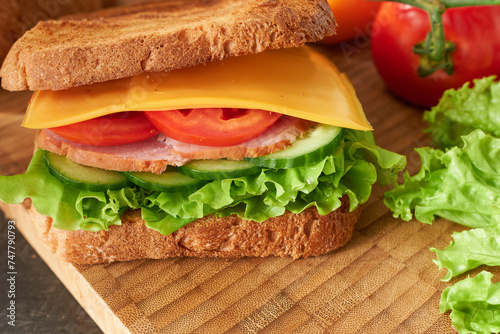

{"left": 0, "top": 0, "right": 335, "bottom": 91}
{"left": 0, "top": 0, "right": 104, "bottom": 71}
{"left": 29, "top": 198, "right": 359, "bottom": 264}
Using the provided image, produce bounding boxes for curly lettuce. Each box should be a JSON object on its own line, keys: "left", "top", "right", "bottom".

{"left": 440, "top": 271, "right": 500, "bottom": 334}
{"left": 384, "top": 129, "right": 500, "bottom": 228}
{"left": 424, "top": 76, "right": 500, "bottom": 149}
{"left": 384, "top": 76, "right": 500, "bottom": 332}
{"left": 432, "top": 225, "right": 500, "bottom": 282}
{"left": 0, "top": 129, "right": 405, "bottom": 235}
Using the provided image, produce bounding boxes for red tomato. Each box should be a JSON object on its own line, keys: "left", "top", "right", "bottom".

{"left": 50, "top": 112, "right": 159, "bottom": 146}
{"left": 320, "top": 0, "right": 381, "bottom": 44}
{"left": 144, "top": 108, "right": 282, "bottom": 147}
{"left": 371, "top": 3, "right": 500, "bottom": 107}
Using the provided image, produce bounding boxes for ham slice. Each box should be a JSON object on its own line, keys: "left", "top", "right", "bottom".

{"left": 36, "top": 116, "right": 314, "bottom": 174}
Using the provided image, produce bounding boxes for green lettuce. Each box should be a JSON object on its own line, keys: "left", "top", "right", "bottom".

{"left": 384, "top": 129, "right": 500, "bottom": 228}
{"left": 0, "top": 149, "right": 148, "bottom": 231}
{"left": 0, "top": 129, "right": 405, "bottom": 235}
{"left": 432, "top": 225, "right": 500, "bottom": 281}
{"left": 424, "top": 76, "right": 500, "bottom": 149}
{"left": 384, "top": 76, "right": 500, "bottom": 331}
{"left": 440, "top": 271, "right": 500, "bottom": 334}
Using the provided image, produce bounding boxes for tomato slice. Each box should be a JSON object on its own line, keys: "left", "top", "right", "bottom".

{"left": 144, "top": 108, "right": 282, "bottom": 146}
{"left": 49, "top": 112, "right": 159, "bottom": 146}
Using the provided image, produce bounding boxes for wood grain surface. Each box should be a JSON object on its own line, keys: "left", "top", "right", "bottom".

{"left": 0, "top": 43, "right": 486, "bottom": 333}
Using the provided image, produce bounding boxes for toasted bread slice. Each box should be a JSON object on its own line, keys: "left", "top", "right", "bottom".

{"left": 29, "top": 197, "right": 359, "bottom": 264}
{"left": 0, "top": 0, "right": 335, "bottom": 91}
{"left": 0, "top": 0, "right": 105, "bottom": 70}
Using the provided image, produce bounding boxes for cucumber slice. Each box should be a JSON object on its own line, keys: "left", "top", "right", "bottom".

{"left": 178, "top": 159, "right": 262, "bottom": 180}
{"left": 44, "top": 151, "right": 131, "bottom": 191}
{"left": 122, "top": 167, "right": 206, "bottom": 193}
{"left": 248, "top": 124, "right": 343, "bottom": 169}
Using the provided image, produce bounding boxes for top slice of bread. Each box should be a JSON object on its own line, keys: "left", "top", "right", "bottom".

{"left": 0, "top": 0, "right": 335, "bottom": 91}
{"left": 0, "top": 0, "right": 106, "bottom": 69}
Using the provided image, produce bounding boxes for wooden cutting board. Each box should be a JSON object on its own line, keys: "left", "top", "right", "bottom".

{"left": 1, "top": 44, "right": 486, "bottom": 333}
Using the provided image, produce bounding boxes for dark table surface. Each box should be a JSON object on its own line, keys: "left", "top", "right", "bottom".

{"left": 0, "top": 209, "right": 102, "bottom": 334}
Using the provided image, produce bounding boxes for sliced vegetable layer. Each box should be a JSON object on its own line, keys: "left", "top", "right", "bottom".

{"left": 145, "top": 108, "right": 282, "bottom": 147}
{"left": 0, "top": 129, "right": 405, "bottom": 235}
{"left": 122, "top": 169, "right": 206, "bottom": 193}
{"left": 248, "top": 124, "right": 343, "bottom": 169}
{"left": 49, "top": 111, "right": 159, "bottom": 146}
{"left": 45, "top": 151, "right": 131, "bottom": 191}
{"left": 179, "top": 159, "right": 262, "bottom": 180}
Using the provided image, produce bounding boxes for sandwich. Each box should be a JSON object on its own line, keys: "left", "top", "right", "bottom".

{"left": 0, "top": 0, "right": 405, "bottom": 264}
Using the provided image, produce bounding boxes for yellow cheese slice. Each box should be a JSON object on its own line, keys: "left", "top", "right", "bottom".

{"left": 23, "top": 46, "right": 372, "bottom": 131}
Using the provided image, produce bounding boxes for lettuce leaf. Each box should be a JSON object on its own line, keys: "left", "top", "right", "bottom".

{"left": 432, "top": 225, "right": 500, "bottom": 281}
{"left": 384, "top": 129, "right": 500, "bottom": 228}
{"left": 0, "top": 149, "right": 148, "bottom": 231}
{"left": 440, "top": 271, "right": 500, "bottom": 334}
{"left": 384, "top": 76, "right": 500, "bottom": 330}
{"left": 0, "top": 129, "right": 405, "bottom": 235}
{"left": 424, "top": 76, "right": 500, "bottom": 149}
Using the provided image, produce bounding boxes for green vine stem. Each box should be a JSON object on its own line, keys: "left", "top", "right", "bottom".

{"left": 373, "top": 0, "right": 500, "bottom": 76}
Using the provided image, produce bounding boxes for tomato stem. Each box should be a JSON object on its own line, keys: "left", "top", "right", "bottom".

{"left": 441, "top": 0, "right": 500, "bottom": 7}
{"left": 373, "top": 0, "right": 500, "bottom": 76}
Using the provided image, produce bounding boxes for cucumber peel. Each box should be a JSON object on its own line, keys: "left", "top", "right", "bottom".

{"left": 179, "top": 159, "right": 261, "bottom": 180}
{"left": 44, "top": 151, "right": 131, "bottom": 191}
{"left": 122, "top": 168, "right": 207, "bottom": 193}
{"left": 247, "top": 124, "right": 343, "bottom": 169}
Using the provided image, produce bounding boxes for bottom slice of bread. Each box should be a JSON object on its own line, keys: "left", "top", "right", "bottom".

{"left": 29, "top": 197, "right": 360, "bottom": 264}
